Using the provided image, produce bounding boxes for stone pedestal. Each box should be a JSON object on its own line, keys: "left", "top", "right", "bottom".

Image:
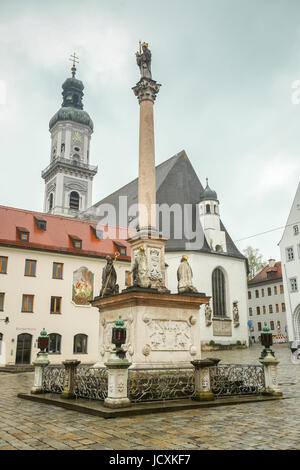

{"left": 191, "top": 359, "right": 215, "bottom": 401}
{"left": 61, "top": 360, "right": 81, "bottom": 399}
{"left": 104, "top": 351, "right": 131, "bottom": 408}
{"left": 128, "top": 232, "right": 168, "bottom": 291}
{"left": 31, "top": 352, "right": 49, "bottom": 394}
{"left": 260, "top": 352, "right": 282, "bottom": 396}
{"left": 92, "top": 289, "right": 209, "bottom": 369}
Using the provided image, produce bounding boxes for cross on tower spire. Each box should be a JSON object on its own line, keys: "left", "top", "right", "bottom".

{"left": 69, "top": 52, "right": 79, "bottom": 77}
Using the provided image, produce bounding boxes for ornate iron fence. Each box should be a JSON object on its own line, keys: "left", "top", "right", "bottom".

{"left": 42, "top": 365, "right": 65, "bottom": 393}
{"left": 210, "top": 364, "right": 265, "bottom": 397}
{"left": 128, "top": 368, "right": 195, "bottom": 403}
{"left": 74, "top": 367, "right": 108, "bottom": 400}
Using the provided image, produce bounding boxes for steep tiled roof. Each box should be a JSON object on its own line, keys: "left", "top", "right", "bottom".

{"left": 248, "top": 262, "right": 282, "bottom": 285}
{"left": 87, "top": 151, "right": 246, "bottom": 261}
{"left": 0, "top": 206, "right": 132, "bottom": 261}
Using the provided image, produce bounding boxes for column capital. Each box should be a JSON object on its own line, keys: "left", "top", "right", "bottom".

{"left": 132, "top": 78, "right": 161, "bottom": 104}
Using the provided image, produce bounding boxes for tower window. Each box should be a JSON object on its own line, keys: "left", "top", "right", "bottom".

{"left": 69, "top": 191, "right": 80, "bottom": 210}
{"left": 206, "top": 204, "right": 211, "bottom": 214}
{"left": 49, "top": 193, "right": 53, "bottom": 211}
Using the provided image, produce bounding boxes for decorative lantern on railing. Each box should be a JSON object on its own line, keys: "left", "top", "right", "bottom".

{"left": 260, "top": 323, "right": 274, "bottom": 359}
{"left": 112, "top": 316, "right": 126, "bottom": 358}
{"left": 38, "top": 328, "right": 49, "bottom": 353}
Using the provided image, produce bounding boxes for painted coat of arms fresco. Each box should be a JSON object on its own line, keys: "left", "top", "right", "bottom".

{"left": 72, "top": 267, "right": 94, "bottom": 305}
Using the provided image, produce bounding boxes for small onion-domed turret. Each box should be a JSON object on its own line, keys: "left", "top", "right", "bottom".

{"left": 199, "top": 178, "right": 219, "bottom": 203}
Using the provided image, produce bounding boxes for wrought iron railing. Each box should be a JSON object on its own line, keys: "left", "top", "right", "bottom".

{"left": 210, "top": 364, "right": 265, "bottom": 397}
{"left": 41, "top": 363, "right": 266, "bottom": 402}
{"left": 128, "top": 368, "right": 195, "bottom": 403}
{"left": 42, "top": 365, "right": 65, "bottom": 393}
{"left": 74, "top": 367, "right": 108, "bottom": 400}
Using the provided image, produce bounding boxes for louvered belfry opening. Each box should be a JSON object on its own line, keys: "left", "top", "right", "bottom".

{"left": 69, "top": 191, "right": 80, "bottom": 210}
{"left": 212, "top": 268, "right": 226, "bottom": 317}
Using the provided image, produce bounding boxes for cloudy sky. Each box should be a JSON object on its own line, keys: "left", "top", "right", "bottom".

{"left": 1, "top": 0, "right": 300, "bottom": 261}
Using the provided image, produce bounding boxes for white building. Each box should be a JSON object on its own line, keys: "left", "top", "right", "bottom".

{"left": 247, "top": 260, "right": 287, "bottom": 343}
{"left": 0, "top": 206, "right": 130, "bottom": 367}
{"left": 279, "top": 182, "right": 300, "bottom": 342}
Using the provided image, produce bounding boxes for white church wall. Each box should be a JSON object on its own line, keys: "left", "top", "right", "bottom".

{"left": 165, "top": 251, "right": 249, "bottom": 345}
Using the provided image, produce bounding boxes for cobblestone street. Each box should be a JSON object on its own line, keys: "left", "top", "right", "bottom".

{"left": 0, "top": 344, "right": 299, "bottom": 450}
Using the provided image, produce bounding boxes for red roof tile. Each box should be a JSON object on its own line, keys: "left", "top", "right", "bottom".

{"left": 0, "top": 205, "right": 134, "bottom": 261}
{"left": 248, "top": 262, "right": 282, "bottom": 285}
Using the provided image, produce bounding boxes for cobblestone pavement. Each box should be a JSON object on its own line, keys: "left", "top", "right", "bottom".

{"left": 0, "top": 344, "right": 299, "bottom": 450}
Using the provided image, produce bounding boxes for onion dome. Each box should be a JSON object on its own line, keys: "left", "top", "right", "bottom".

{"left": 49, "top": 58, "right": 93, "bottom": 131}
{"left": 199, "top": 178, "right": 218, "bottom": 202}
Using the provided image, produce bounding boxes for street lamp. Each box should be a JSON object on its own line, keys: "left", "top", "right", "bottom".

{"left": 260, "top": 323, "right": 274, "bottom": 359}
{"left": 37, "top": 328, "right": 49, "bottom": 353}
{"left": 112, "top": 316, "right": 126, "bottom": 359}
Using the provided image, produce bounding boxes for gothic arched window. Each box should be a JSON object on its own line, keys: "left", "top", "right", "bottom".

{"left": 69, "top": 191, "right": 80, "bottom": 210}
{"left": 73, "top": 334, "right": 88, "bottom": 354}
{"left": 212, "top": 268, "right": 226, "bottom": 317}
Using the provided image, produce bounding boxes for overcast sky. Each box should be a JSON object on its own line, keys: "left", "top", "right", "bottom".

{"left": 1, "top": 0, "right": 300, "bottom": 261}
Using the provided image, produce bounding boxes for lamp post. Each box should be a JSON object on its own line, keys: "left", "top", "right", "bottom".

{"left": 31, "top": 328, "right": 50, "bottom": 394}
{"left": 260, "top": 323, "right": 274, "bottom": 360}
{"left": 104, "top": 316, "right": 131, "bottom": 408}
{"left": 112, "top": 316, "right": 127, "bottom": 359}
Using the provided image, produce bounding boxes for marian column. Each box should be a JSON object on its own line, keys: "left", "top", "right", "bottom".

{"left": 130, "top": 42, "right": 167, "bottom": 291}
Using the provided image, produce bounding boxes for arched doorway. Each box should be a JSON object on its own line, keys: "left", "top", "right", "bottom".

{"left": 293, "top": 305, "right": 300, "bottom": 340}
{"left": 16, "top": 333, "right": 32, "bottom": 364}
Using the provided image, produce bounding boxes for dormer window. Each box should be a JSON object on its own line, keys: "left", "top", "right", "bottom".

{"left": 34, "top": 216, "right": 47, "bottom": 231}
{"left": 115, "top": 243, "right": 127, "bottom": 256}
{"left": 90, "top": 225, "right": 103, "bottom": 240}
{"left": 17, "top": 227, "right": 29, "bottom": 242}
{"left": 70, "top": 235, "right": 82, "bottom": 250}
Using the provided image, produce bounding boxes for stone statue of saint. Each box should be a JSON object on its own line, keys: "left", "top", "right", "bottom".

{"left": 132, "top": 246, "right": 151, "bottom": 288}
{"left": 233, "top": 301, "right": 239, "bottom": 324}
{"left": 205, "top": 303, "right": 212, "bottom": 326}
{"left": 136, "top": 42, "right": 152, "bottom": 79}
{"left": 100, "top": 256, "right": 119, "bottom": 297}
{"left": 177, "top": 255, "right": 198, "bottom": 294}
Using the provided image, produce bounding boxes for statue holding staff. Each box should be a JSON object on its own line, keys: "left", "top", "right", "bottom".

{"left": 136, "top": 41, "right": 152, "bottom": 79}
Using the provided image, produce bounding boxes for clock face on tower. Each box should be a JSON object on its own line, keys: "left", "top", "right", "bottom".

{"left": 72, "top": 131, "right": 83, "bottom": 143}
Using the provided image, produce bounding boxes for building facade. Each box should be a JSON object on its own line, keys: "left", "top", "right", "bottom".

{"left": 0, "top": 206, "right": 131, "bottom": 366}
{"left": 247, "top": 260, "right": 287, "bottom": 343}
{"left": 279, "top": 182, "right": 300, "bottom": 342}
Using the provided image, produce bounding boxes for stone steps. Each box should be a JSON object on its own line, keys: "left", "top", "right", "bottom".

{"left": 0, "top": 365, "right": 34, "bottom": 373}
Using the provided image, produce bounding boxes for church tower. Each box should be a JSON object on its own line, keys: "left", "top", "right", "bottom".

{"left": 42, "top": 54, "right": 97, "bottom": 216}
{"left": 199, "top": 179, "right": 227, "bottom": 252}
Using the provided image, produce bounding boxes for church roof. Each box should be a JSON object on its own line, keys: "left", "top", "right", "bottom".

{"left": 0, "top": 206, "right": 131, "bottom": 261}
{"left": 87, "top": 150, "right": 246, "bottom": 261}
